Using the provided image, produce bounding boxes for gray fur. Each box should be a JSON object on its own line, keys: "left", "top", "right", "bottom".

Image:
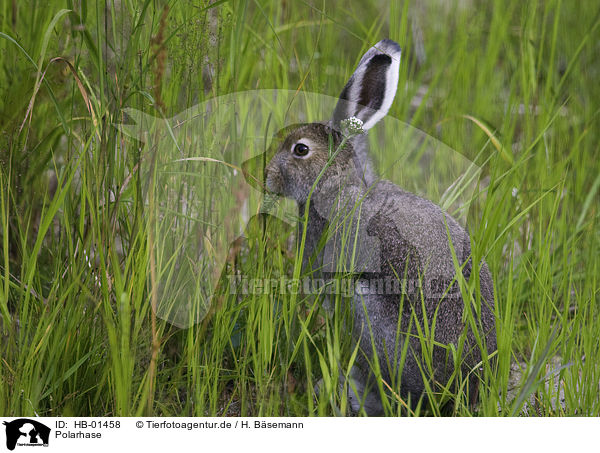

{"left": 265, "top": 40, "right": 496, "bottom": 415}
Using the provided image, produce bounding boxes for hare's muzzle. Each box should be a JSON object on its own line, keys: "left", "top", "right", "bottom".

{"left": 264, "top": 160, "right": 283, "bottom": 195}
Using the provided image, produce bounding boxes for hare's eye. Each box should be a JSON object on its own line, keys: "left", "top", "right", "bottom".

{"left": 293, "top": 143, "right": 310, "bottom": 157}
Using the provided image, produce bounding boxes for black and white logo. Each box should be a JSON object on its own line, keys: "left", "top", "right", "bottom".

{"left": 3, "top": 419, "right": 50, "bottom": 450}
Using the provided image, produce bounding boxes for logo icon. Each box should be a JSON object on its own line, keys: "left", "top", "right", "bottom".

{"left": 3, "top": 419, "right": 50, "bottom": 450}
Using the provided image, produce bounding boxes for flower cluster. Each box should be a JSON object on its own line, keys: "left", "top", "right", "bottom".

{"left": 339, "top": 116, "right": 365, "bottom": 138}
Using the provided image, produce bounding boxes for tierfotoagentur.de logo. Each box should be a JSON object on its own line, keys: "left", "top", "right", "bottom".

{"left": 2, "top": 419, "right": 50, "bottom": 450}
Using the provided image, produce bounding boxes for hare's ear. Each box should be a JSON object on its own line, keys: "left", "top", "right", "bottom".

{"left": 332, "top": 39, "right": 401, "bottom": 131}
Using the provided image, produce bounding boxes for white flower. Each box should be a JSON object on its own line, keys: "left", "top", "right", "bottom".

{"left": 340, "top": 116, "right": 365, "bottom": 137}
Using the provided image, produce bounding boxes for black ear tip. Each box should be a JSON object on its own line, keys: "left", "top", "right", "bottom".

{"left": 370, "top": 54, "right": 392, "bottom": 66}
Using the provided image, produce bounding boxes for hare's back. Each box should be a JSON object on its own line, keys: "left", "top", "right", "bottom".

{"left": 364, "top": 180, "right": 471, "bottom": 286}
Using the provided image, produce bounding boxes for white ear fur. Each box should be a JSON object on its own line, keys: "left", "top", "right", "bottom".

{"left": 361, "top": 42, "right": 400, "bottom": 130}
{"left": 333, "top": 39, "right": 401, "bottom": 131}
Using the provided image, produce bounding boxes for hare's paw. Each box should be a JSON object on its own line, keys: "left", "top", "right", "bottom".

{"left": 345, "top": 368, "right": 385, "bottom": 416}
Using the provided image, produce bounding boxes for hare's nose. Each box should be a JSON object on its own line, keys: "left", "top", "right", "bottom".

{"left": 264, "top": 165, "right": 282, "bottom": 194}
{"left": 264, "top": 168, "right": 275, "bottom": 192}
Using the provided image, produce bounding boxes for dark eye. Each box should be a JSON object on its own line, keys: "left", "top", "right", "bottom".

{"left": 293, "top": 143, "right": 309, "bottom": 157}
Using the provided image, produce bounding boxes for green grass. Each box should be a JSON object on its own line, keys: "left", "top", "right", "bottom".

{"left": 0, "top": 0, "right": 599, "bottom": 416}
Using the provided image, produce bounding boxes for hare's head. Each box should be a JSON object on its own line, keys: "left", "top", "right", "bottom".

{"left": 264, "top": 39, "right": 401, "bottom": 204}
{"left": 265, "top": 122, "right": 356, "bottom": 203}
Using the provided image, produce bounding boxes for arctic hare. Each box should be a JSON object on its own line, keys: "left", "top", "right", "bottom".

{"left": 264, "top": 39, "right": 496, "bottom": 414}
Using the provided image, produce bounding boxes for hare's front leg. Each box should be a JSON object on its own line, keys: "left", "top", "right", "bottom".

{"left": 344, "top": 365, "right": 384, "bottom": 416}
{"left": 345, "top": 290, "right": 399, "bottom": 416}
